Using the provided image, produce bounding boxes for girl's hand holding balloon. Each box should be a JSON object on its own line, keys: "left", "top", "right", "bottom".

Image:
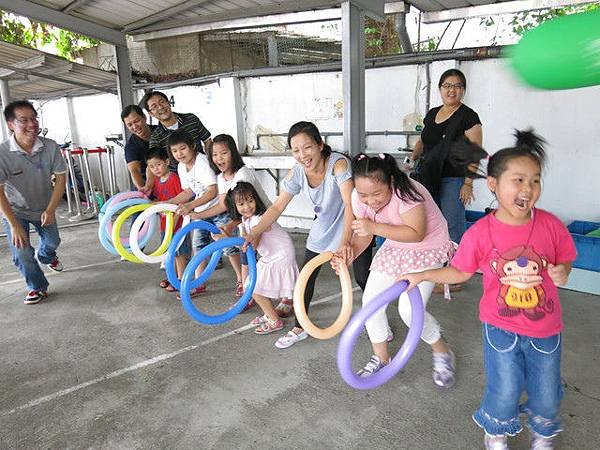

{"left": 398, "top": 272, "right": 426, "bottom": 291}
{"left": 351, "top": 218, "right": 375, "bottom": 237}
{"left": 335, "top": 241, "right": 354, "bottom": 266}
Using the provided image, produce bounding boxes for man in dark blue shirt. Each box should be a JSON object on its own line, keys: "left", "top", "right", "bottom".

{"left": 121, "top": 105, "right": 156, "bottom": 194}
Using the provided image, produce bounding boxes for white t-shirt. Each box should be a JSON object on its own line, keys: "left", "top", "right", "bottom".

{"left": 217, "top": 166, "right": 271, "bottom": 207}
{"left": 177, "top": 153, "right": 219, "bottom": 212}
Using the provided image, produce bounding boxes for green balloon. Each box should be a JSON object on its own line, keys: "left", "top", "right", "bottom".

{"left": 510, "top": 10, "right": 600, "bottom": 90}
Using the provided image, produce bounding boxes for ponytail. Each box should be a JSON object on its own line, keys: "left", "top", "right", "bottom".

{"left": 449, "top": 128, "right": 548, "bottom": 179}
{"left": 352, "top": 153, "right": 423, "bottom": 203}
{"left": 488, "top": 128, "right": 547, "bottom": 178}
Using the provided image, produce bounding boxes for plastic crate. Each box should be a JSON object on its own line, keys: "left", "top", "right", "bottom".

{"left": 567, "top": 221, "right": 600, "bottom": 272}
{"left": 465, "top": 210, "right": 486, "bottom": 230}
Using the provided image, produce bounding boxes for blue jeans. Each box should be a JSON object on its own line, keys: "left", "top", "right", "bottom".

{"left": 192, "top": 212, "right": 239, "bottom": 257}
{"left": 473, "top": 323, "right": 563, "bottom": 438}
{"left": 2, "top": 218, "right": 61, "bottom": 291}
{"left": 436, "top": 177, "right": 465, "bottom": 244}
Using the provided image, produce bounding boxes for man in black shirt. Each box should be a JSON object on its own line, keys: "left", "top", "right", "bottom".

{"left": 142, "top": 91, "right": 212, "bottom": 163}
{"left": 121, "top": 105, "right": 156, "bottom": 194}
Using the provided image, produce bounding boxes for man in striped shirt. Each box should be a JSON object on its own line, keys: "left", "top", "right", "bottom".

{"left": 142, "top": 91, "right": 212, "bottom": 167}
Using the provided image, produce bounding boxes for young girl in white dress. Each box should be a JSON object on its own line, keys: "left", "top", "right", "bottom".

{"left": 225, "top": 182, "right": 299, "bottom": 335}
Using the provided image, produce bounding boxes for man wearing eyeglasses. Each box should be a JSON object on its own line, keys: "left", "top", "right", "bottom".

{"left": 142, "top": 91, "right": 212, "bottom": 165}
{"left": 0, "top": 100, "right": 67, "bottom": 305}
{"left": 121, "top": 104, "right": 156, "bottom": 195}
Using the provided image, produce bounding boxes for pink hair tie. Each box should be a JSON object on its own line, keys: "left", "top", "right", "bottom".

{"left": 357, "top": 154, "right": 367, "bottom": 161}
{"left": 378, "top": 153, "right": 385, "bottom": 160}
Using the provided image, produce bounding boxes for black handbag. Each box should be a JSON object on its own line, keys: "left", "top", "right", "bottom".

{"left": 412, "top": 108, "right": 466, "bottom": 197}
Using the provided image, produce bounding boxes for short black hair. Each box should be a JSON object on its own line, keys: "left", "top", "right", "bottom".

{"left": 168, "top": 129, "right": 196, "bottom": 152}
{"left": 121, "top": 104, "right": 145, "bottom": 121}
{"left": 225, "top": 181, "right": 268, "bottom": 220}
{"left": 208, "top": 134, "right": 245, "bottom": 174}
{"left": 146, "top": 147, "right": 170, "bottom": 162}
{"left": 141, "top": 91, "right": 169, "bottom": 112}
{"left": 438, "top": 68, "right": 467, "bottom": 90}
{"left": 4, "top": 100, "right": 36, "bottom": 122}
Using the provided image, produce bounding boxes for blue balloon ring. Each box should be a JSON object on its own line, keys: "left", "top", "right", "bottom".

{"left": 165, "top": 220, "right": 224, "bottom": 291}
{"left": 180, "top": 237, "right": 257, "bottom": 325}
{"left": 336, "top": 280, "right": 424, "bottom": 390}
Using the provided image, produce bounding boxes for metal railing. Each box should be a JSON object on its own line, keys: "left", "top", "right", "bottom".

{"left": 252, "top": 130, "right": 420, "bottom": 153}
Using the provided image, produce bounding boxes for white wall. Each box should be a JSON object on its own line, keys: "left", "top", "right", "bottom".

{"left": 36, "top": 57, "right": 600, "bottom": 225}
{"left": 243, "top": 60, "right": 600, "bottom": 224}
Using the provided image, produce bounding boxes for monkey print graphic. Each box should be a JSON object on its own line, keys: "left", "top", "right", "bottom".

{"left": 490, "top": 245, "right": 554, "bottom": 321}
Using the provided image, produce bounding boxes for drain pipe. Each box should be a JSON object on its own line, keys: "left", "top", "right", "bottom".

{"left": 395, "top": 8, "right": 413, "bottom": 54}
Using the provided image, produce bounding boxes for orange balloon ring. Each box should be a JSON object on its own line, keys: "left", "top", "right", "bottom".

{"left": 293, "top": 251, "right": 353, "bottom": 339}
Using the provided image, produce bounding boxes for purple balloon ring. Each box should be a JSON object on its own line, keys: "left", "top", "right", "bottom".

{"left": 337, "top": 280, "right": 424, "bottom": 390}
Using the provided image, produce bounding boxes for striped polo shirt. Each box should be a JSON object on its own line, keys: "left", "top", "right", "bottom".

{"left": 149, "top": 112, "right": 211, "bottom": 163}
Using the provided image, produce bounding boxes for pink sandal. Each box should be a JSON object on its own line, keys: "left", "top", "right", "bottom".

{"left": 275, "top": 297, "right": 294, "bottom": 318}
{"left": 176, "top": 285, "right": 206, "bottom": 300}
{"left": 250, "top": 315, "right": 268, "bottom": 326}
{"left": 254, "top": 318, "right": 284, "bottom": 335}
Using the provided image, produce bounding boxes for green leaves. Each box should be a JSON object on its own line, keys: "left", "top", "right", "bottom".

{"left": 0, "top": 11, "right": 99, "bottom": 60}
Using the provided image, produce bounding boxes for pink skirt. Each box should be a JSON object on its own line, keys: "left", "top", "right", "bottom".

{"left": 253, "top": 258, "right": 299, "bottom": 299}
{"left": 370, "top": 241, "right": 455, "bottom": 278}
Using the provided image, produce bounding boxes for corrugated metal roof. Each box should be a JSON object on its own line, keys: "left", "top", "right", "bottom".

{"left": 22, "top": 1, "right": 514, "bottom": 36}
{"left": 0, "top": 41, "right": 117, "bottom": 100}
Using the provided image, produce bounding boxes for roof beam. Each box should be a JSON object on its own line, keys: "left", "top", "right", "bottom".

{"left": 0, "top": 0, "right": 126, "bottom": 45}
{"left": 123, "top": 0, "right": 213, "bottom": 32}
{"left": 422, "top": 0, "right": 597, "bottom": 23}
{"left": 62, "top": 0, "right": 92, "bottom": 14}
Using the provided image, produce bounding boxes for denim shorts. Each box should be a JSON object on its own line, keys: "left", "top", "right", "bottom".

{"left": 472, "top": 323, "right": 563, "bottom": 438}
{"left": 163, "top": 231, "right": 191, "bottom": 257}
{"left": 192, "top": 212, "right": 240, "bottom": 257}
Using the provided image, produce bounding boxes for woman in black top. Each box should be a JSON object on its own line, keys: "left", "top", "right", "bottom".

{"left": 410, "top": 68, "right": 483, "bottom": 245}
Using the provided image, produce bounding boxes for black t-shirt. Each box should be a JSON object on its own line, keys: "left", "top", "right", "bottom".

{"left": 421, "top": 104, "right": 481, "bottom": 177}
{"left": 124, "top": 125, "right": 156, "bottom": 181}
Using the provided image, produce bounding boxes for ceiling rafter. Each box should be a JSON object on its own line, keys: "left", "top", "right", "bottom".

{"left": 124, "top": 0, "right": 214, "bottom": 32}
{"left": 62, "top": 0, "right": 93, "bottom": 14}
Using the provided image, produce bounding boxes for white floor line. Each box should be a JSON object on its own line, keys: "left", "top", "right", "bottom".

{"left": 0, "top": 259, "right": 120, "bottom": 286}
{"left": 0, "top": 286, "right": 360, "bottom": 417}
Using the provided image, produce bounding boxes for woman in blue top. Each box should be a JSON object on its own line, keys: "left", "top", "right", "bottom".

{"left": 245, "top": 121, "right": 369, "bottom": 349}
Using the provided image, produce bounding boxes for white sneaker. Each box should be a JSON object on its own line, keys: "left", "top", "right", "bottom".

{"left": 530, "top": 431, "right": 555, "bottom": 450}
{"left": 356, "top": 355, "right": 388, "bottom": 377}
{"left": 275, "top": 329, "right": 308, "bottom": 349}
{"left": 484, "top": 433, "right": 508, "bottom": 450}
{"left": 47, "top": 257, "right": 63, "bottom": 272}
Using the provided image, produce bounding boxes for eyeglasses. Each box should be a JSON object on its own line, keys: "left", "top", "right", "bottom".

{"left": 147, "top": 99, "right": 169, "bottom": 112}
{"left": 441, "top": 83, "right": 464, "bottom": 90}
{"left": 14, "top": 117, "right": 38, "bottom": 125}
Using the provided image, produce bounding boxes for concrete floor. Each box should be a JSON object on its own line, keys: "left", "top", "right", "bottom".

{"left": 0, "top": 218, "right": 599, "bottom": 450}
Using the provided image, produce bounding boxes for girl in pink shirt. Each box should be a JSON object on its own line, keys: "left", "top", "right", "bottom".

{"left": 402, "top": 131, "right": 577, "bottom": 450}
{"left": 333, "top": 153, "right": 455, "bottom": 386}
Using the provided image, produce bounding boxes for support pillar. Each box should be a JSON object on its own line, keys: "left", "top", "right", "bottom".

{"left": 341, "top": 1, "right": 366, "bottom": 155}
